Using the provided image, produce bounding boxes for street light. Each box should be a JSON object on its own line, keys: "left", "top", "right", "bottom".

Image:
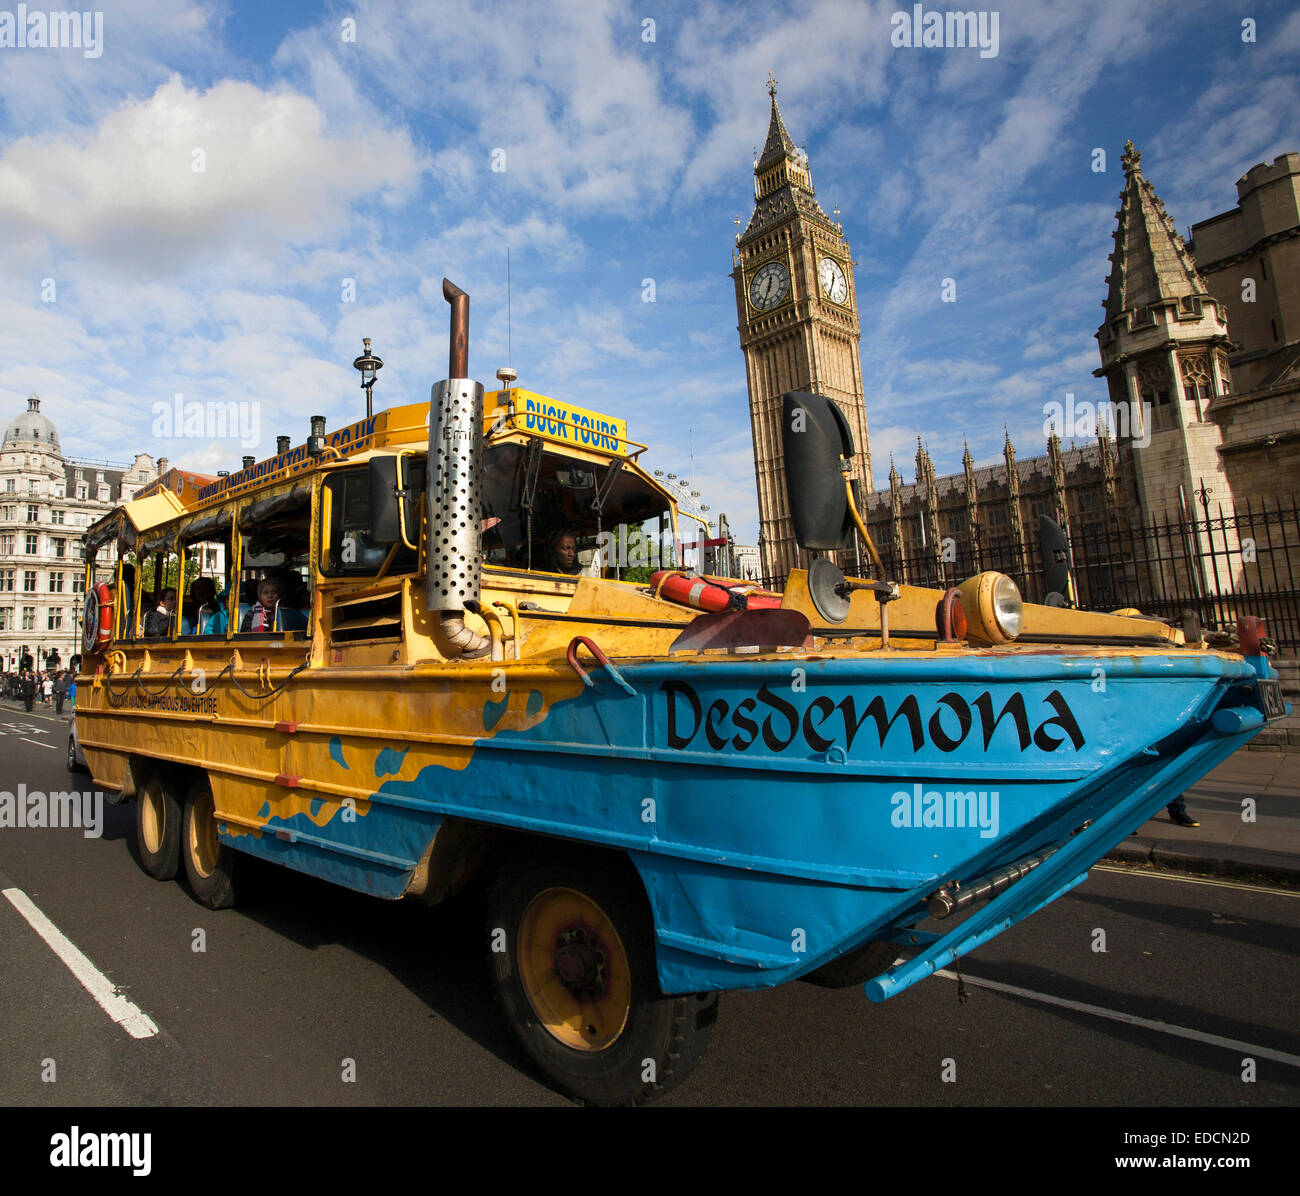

{"left": 353, "top": 337, "right": 384, "bottom": 418}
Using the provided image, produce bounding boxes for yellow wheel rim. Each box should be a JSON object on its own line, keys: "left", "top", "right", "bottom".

{"left": 518, "top": 887, "right": 632, "bottom": 1052}
{"left": 188, "top": 789, "right": 219, "bottom": 879}
{"left": 141, "top": 782, "right": 164, "bottom": 855}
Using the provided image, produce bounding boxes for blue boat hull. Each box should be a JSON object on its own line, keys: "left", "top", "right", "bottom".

{"left": 223, "top": 649, "right": 1278, "bottom": 1000}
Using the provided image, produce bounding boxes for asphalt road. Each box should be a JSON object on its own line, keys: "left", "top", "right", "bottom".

{"left": 2, "top": 702, "right": 1296, "bottom": 1108}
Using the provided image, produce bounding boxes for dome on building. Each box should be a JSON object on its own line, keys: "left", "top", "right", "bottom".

{"left": 3, "top": 394, "right": 60, "bottom": 450}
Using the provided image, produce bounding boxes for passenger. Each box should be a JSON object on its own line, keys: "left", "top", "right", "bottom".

{"left": 546, "top": 528, "right": 582, "bottom": 576}
{"left": 240, "top": 576, "right": 284, "bottom": 633}
{"left": 183, "top": 577, "right": 227, "bottom": 635}
{"left": 275, "top": 573, "right": 310, "bottom": 631}
{"left": 142, "top": 587, "right": 177, "bottom": 637}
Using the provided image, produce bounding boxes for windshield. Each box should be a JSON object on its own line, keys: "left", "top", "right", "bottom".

{"left": 481, "top": 443, "right": 670, "bottom": 577}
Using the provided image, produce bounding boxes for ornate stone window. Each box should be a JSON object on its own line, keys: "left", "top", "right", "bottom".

{"left": 1180, "top": 353, "right": 1213, "bottom": 402}
{"left": 1216, "top": 351, "right": 1232, "bottom": 394}
{"left": 1137, "top": 361, "right": 1171, "bottom": 405}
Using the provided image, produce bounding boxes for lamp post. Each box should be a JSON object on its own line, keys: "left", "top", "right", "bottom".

{"left": 353, "top": 338, "right": 384, "bottom": 418}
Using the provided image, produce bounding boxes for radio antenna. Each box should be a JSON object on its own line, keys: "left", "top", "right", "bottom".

{"left": 507, "top": 247, "right": 512, "bottom": 366}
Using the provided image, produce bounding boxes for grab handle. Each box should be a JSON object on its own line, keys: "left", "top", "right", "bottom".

{"left": 566, "top": 636, "right": 636, "bottom": 695}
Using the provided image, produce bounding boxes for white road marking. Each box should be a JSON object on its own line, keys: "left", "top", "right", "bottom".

{"left": 936, "top": 969, "right": 1300, "bottom": 1068}
{"left": 1094, "top": 863, "right": 1300, "bottom": 898}
{"left": 2, "top": 887, "right": 159, "bottom": 1040}
{"left": 21, "top": 737, "right": 57, "bottom": 750}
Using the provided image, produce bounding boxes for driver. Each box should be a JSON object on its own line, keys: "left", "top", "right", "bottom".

{"left": 546, "top": 528, "right": 582, "bottom": 576}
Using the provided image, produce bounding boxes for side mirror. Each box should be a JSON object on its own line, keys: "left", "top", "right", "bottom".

{"left": 368, "top": 456, "right": 402, "bottom": 545}
{"left": 781, "top": 391, "right": 856, "bottom": 549}
{"left": 368, "top": 454, "right": 426, "bottom": 548}
{"left": 1038, "top": 515, "right": 1073, "bottom": 605}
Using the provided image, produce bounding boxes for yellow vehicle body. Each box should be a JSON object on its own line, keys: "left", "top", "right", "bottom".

{"left": 73, "top": 290, "right": 1282, "bottom": 1106}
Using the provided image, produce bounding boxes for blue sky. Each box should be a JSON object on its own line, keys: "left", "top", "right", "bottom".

{"left": 1, "top": 0, "right": 1298, "bottom": 543}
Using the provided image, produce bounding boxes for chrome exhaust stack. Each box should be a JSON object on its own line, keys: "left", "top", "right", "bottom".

{"left": 427, "top": 278, "right": 490, "bottom": 659}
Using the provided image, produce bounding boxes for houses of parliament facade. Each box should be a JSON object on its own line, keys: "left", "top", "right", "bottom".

{"left": 733, "top": 80, "right": 1300, "bottom": 595}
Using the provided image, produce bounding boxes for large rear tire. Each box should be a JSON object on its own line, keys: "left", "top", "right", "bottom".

{"left": 182, "top": 775, "right": 238, "bottom": 909}
{"left": 487, "top": 852, "right": 717, "bottom": 1105}
{"left": 135, "top": 770, "right": 181, "bottom": 881}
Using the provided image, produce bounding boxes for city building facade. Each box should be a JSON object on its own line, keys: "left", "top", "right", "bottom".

{"left": 0, "top": 395, "right": 157, "bottom": 671}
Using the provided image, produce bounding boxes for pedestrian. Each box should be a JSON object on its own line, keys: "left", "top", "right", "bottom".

{"left": 68, "top": 676, "right": 77, "bottom": 708}
{"left": 54, "top": 671, "right": 68, "bottom": 714}
{"left": 42, "top": 674, "right": 53, "bottom": 705}
{"left": 20, "top": 671, "right": 35, "bottom": 713}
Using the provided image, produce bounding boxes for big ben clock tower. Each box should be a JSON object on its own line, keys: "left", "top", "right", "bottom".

{"left": 732, "top": 73, "right": 872, "bottom": 581}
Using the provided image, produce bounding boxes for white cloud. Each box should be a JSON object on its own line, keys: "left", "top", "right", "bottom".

{"left": 671, "top": 0, "right": 896, "bottom": 201}
{"left": 0, "top": 1, "right": 222, "bottom": 135}
{"left": 276, "top": 0, "right": 695, "bottom": 214}
{"left": 1156, "top": 74, "right": 1300, "bottom": 222}
{"left": 0, "top": 75, "right": 423, "bottom": 272}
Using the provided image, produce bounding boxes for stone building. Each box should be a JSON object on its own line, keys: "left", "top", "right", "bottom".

{"left": 750, "top": 126, "right": 1299, "bottom": 598}
{"left": 0, "top": 395, "right": 157, "bottom": 671}
{"left": 861, "top": 428, "right": 1120, "bottom": 602}
{"left": 732, "top": 74, "right": 873, "bottom": 581}
{"left": 1185, "top": 151, "right": 1300, "bottom": 504}
{"left": 1094, "top": 141, "right": 1236, "bottom": 532}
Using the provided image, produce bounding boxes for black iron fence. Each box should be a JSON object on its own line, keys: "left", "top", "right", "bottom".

{"left": 760, "top": 495, "right": 1300, "bottom": 655}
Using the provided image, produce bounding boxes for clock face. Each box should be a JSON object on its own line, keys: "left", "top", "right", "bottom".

{"left": 819, "top": 257, "right": 849, "bottom": 305}
{"left": 749, "top": 260, "right": 790, "bottom": 311}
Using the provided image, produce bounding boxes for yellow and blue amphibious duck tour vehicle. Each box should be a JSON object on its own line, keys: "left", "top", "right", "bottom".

{"left": 78, "top": 281, "right": 1288, "bottom": 1105}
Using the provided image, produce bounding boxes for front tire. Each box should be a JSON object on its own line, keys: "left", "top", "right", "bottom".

{"left": 182, "top": 775, "right": 238, "bottom": 909}
{"left": 136, "top": 770, "right": 182, "bottom": 880}
{"left": 487, "top": 852, "right": 717, "bottom": 1105}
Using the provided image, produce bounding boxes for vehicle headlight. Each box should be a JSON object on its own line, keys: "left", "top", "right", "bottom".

{"left": 958, "top": 572, "right": 1023, "bottom": 644}
{"left": 991, "top": 574, "right": 1023, "bottom": 639}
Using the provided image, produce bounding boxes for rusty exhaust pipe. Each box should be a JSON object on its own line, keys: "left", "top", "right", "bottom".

{"left": 444, "top": 277, "right": 469, "bottom": 379}
{"left": 428, "top": 277, "right": 489, "bottom": 659}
